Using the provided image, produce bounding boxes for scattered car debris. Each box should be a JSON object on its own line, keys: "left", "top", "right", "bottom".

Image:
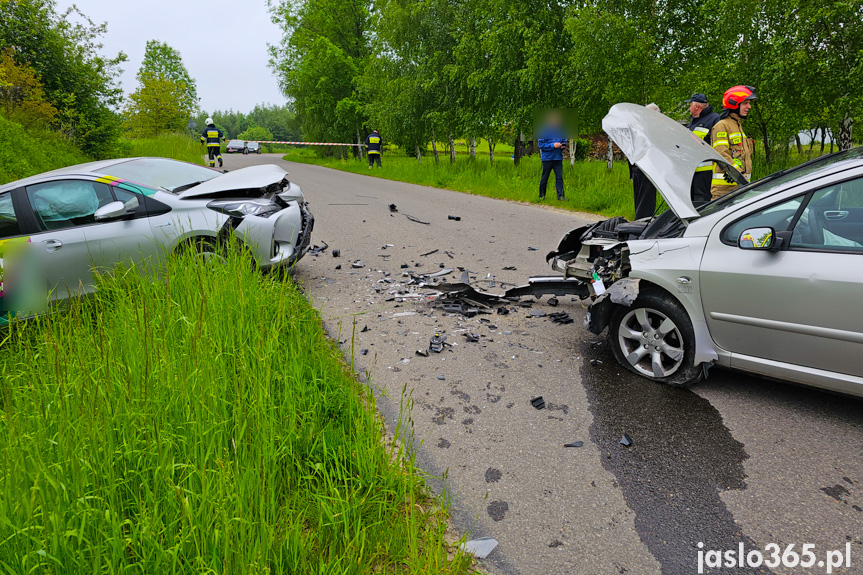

{"left": 361, "top": 325, "right": 370, "bottom": 333}
{"left": 438, "top": 375, "right": 446, "bottom": 381}
{"left": 381, "top": 243, "right": 394, "bottom": 250}
{"left": 448, "top": 215, "right": 461, "bottom": 221}
{"left": 460, "top": 537, "right": 499, "bottom": 559}
{"left": 502, "top": 266, "right": 517, "bottom": 271}
{"left": 429, "top": 333, "right": 447, "bottom": 353}
{"left": 528, "top": 246, "right": 539, "bottom": 251}
{"left": 351, "top": 260, "right": 365, "bottom": 268}
{"left": 549, "top": 312, "right": 574, "bottom": 324}
{"left": 308, "top": 242, "right": 329, "bottom": 256}
{"left": 497, "top": 307, "right": 509, "bottom": 315}
{"left": 463, "top": 332, "right": 480, "bottom": 343}
{"left": 401, "top": 263, "right": 409, "bottom": 269}
{"left": 441, "top": 303, "right": 481, "bottom": 317}
{"left": 360, "top": 349, "right": 369, "bottom": 356}
{"left": 548, "top": 297, "right": 559, "bottom": 307}
{"left": 529, "top": 309, "right": 547, "bottom": 318}
{"left": 416, "top": 349, "right": 429, "bottom": 357}
{"left": 590, "top": 358, "right": 602, "bottom": 366}
{"left": 404, "top": 213, "right": 431, "bottom": 225}
{"left": 389, "top": 203, "right": 398, "bottom": 212}
{"left": 420, "top": 249, "right": 439, "bottom": 257}
{"left": 564, "top": 441, "right": 584, "bottom": 448}
{"left": 332, "top": 249, "right": 340, "bottom": 257}
{"left": 335, "top": 264, "right": 342, "bottom": 270}
{"left": 620, "top": 434, "right": 634, "bottom": 447}
{"left": 530, "top": 396, "right": 546, "bottom": 410}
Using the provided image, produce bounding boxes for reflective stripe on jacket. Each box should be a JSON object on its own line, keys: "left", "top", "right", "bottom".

{"left": 201, "top": 125, "right": 224, "bottom": 147}
{"left": 687, "top": 105, "right": 721, "bottom": 173}
{"left": 709, "top": 113, "right": 753, "bottom": 197}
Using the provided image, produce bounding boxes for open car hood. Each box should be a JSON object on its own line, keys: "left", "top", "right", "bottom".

{"left": 179, "top": 164, "right": 290, "bottom": 198}
{"left": 602, "top": 103, "right": 747, "bottom": 220}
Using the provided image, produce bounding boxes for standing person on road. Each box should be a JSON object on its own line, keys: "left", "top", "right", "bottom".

{"left": 629, "top": 103, "right": 661, "bottom": 219}
{"left": 684, "top": 93, "right": 721, "bottom": 206}
{"left": 366, "top": 129, "right": 382, "bottom": 168}
{"left": 537, "top": 111, "right": 567, "bottom": 200}
{"left": 200, "top": 118, "right": 225, "bottom": 168}
{"left": 710, "top": 85, "right": 756, "bottom": 199}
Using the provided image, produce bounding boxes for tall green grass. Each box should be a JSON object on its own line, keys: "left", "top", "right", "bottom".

{"left": 0, "top": 113, "right": 90, "bottom": 185}
{"left": 284, "top": 151, "right": 637, "bottom": 219}
{"left": 115, "top": 133, "right": 206, "bottom": 166}
{"left": 0, "top": 248, "right": 472, "bottom": 573}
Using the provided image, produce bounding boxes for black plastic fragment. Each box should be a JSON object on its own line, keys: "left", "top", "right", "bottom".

{"left": 548, "top": 297, "right": 559, "bottom": 307}
{"left": 463, "top": 333, "right": 480, "bottom": 343}
{"left": 332, "top": 249, "right": 340, "bottom": 257}
{"left": 401, "top": 263, "right": 409, "bottom": 269}
{"left": 420, "top": 249, "right": 439, "bottom": 257}
{"left": 389, "top": 204, "right": 398, "bottom": 212}
{"left": 360, "top": 349, "right": 369, "bottom": 356}
{"left": 335, "top": 264, "right": 342, "bottom": 270}
{"left": 620, "top": 434, "right": 633, "bottom": 447}
{"left": 527, "top": 246, "right": 539, "bottom": 251}
{"left": 497, "top": 306, "right": 509, "bottom": 315}
{"left": 437, "top": 375, "right": 446, "bottom": 381}
{"left": 360, "top": 325, "right": 370, "bottom": 333}
{"left": 416, "top": 349, "right": 429, "bottom": 357}
{"left": 530, "top": 396, "right": 546, "bottom": 410}
{"left": 564, "top": 441, "right": 584, "bottom": 448}
{"left": 549, "top": 312, "right": 574, "bottom": 324}
{"left": 448, "top": 215, "right": 461, "bottom": 221}
{"left": 308, "top": 241, "right": 329, "bottom": 256}
{"left": 502, "top": 266, "right": 517, "bottom": 271}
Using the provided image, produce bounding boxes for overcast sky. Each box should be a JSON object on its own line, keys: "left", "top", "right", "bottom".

{"left": 58, "top": 0, "right": 287, "bottom": 113}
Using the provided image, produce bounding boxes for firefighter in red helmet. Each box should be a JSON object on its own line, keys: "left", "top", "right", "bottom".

{"left": 709, "top": 85, "right": 756, "bottom": 199}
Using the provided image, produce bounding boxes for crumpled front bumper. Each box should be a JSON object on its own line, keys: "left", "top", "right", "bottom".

{"left": 234, "top": 201, "right": 315, "bottom": 269}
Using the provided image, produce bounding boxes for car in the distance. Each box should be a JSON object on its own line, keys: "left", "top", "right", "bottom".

{"left": 0, "top": 157, "right": 314, "bottom": 320}
{"left": 246, "top": 141, "right": 262, "bottom": 154}
{"left": 547, "top": 103, "right": 863, "bottom": 396}
{"left": 226, "top": 140, "right": 246, "bottom": 154}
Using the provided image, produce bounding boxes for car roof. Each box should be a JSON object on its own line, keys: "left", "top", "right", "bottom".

{"left": 0, "top": 158, "right": 145, "bottom": 193}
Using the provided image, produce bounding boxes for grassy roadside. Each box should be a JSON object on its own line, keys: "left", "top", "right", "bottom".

{"left": 0, "top": 247, "right": 473, "bottom": 573}
{"left": 0, "top": 113, "right": 90, "bottom": 185}
{"left": 115, "top": 133, "right": 207, "bottom": 165}
{"left": 284, "top": 150, "right": 639, "bottom": 219}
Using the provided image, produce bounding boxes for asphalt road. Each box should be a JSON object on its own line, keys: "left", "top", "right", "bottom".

{"left": 228, "top": 153, "right": 863, "bottom": 575}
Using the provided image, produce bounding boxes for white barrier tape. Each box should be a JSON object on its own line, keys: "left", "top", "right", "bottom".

{"left": 245, "top": 141, "right": 365, "bottom": 146}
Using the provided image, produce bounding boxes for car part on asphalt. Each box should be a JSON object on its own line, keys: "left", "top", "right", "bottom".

{"left": 460, "top": 537, "right": 499, "bottom": 559}
{"left": 564, "top": 441, "right": 584, "bottom": 448}
{"left": 389, "top": 203, "right": 398, "bottom": 212}
{"left": 437, "top": 375, "right": 446, "bottom": 380}
{"left": 360, "top": 349, "right": 368, "bottom": 356}
{"left": 308, "top": 242, "right": 329, "bottom": 256}
{"left": 548, "top": 297, "right": 559, "bottom": 307}
{"left": 531, "top": 396, "right": 546, "bottom": 409}
{"left": 335, "top": 264, "right": 341, "bottom": 269}
{"left": 549, "top": 312, "right": 574, "bottom": 324}
{"left": 448, "top": 215, "right": 461, "bottom": 221}
{"left": 420, "top": 248, "right": 439, "bottom": 256}
{"left": 463, "top": 332, "right": 480, "bottom": 343}
{"left": 404, "top": 213, "right": 430, "bottom": 225}
{"left": 620, "top": 434, "right": 634, "bottom": 447}
{"left": 429, "top": 333, "right": 446, "bottom": 353}
{"left": 415, "top": 349, "right": 429, "bottom": 357}
{"left": 351, "top": 260, "right": 364, "bottom": 268}
{"left": 529, "top": 309, "right": 547, "bottom": 318}
{"left": 332, "top": 249, "right": 340, "bottom": 257}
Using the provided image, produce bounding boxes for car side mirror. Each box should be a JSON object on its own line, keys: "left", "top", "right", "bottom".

{"left": 737, "top": 227, "right": 777, "bottom": 251}
{"left": 94, "top": 200, "right": 130, "bottom": 221}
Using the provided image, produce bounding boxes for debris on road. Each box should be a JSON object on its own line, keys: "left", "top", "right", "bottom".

{"left": 463, "top": 332, "right": 480, "bottom": 343}
{"left": 361, "top": 325, "right": 370, "bottom": 333}
{"left": 548, "top": 297, "right": 559, "bottom": 307}
{"left": 620, "top": 434, "right": 634, "bottom": 447}
{"left": 360, "top": 349, "right": 368, "bottom": 356}
{"left": 335, "top": 264, "right": 342, "bottom": 270}
{"left": 460, "top": 537, "right": 499, "bottom": 559}
{"left": 448, "top": 215, "right": 461, "bottom": 221}
{"left": 389, "top": 203, "right": 398, "bottom": 212}
{"left": 332, "top": 249, "right": 340, "bottom": 257}
{"left": 404, "top": 213, "right": 431, "bottom": 225}
{"left": 564, "top": 441, "right": 584, "bottom": 448}
{"left": 420, "top": 249, "right": 439, "bottom": 257}
{"left": 429, "top": 333, "right": 447, "bottom": 353}
{"left": 549, "top": 312, "right": 574, "bottom": 324}
{"left": 308, "top": 242, "right": 329, "bottom": 256}
{"left": 437, "top": 375, "right": 446, "bottom": 381}
{"left": 531, "top": 396, "right": 546, "bottom": 410}
{"left": 529, "top": 309, "right": 547, "bottom": 318}
{"left": 416, "top": 349, "right": 429, "bottom": 357}
{"left": 503, "top": 266, "right": 517, "bottom": 271}
{"left": 351, "top": 260, "right": 365, "bottom": 268}
{"left": 497, "top": 306, "right": 510, "bottom": 315}
{"left": 528, "top": 246, "right": 539, "bottom": 251}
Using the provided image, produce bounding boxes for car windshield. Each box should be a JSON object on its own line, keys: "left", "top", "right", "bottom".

{"left": 228, "top": 140, "right": 244, "bottom": 146}
{"left": 248, "top": 142, "right": 259, "bottom": 148}
{"left": 104, "top": 158, "right": 220, "bottom": 193}
{"left": 697, "top": 147, "right": 863, "bottom": 218}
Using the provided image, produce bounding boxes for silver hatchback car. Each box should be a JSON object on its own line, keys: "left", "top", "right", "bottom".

{"left": 0, "top": 157, "right": 313, "bottom": 321}
{"left": 548, "top": 104, "right": 863, "bottom": 396}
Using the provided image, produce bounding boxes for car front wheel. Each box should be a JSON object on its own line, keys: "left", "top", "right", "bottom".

{"left": 608, "top": 292, "right": 703, "bottom": 387}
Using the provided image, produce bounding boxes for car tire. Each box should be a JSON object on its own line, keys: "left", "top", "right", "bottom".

{"left": 608, "top": 292, "right": 704, "bottom": 387}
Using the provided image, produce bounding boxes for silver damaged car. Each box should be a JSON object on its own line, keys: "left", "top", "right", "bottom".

{"left": 547, "top": 103, "right": 863, "bottom": 395}
{"left": 0, "top": 157, "right": 314, "bottom": 317}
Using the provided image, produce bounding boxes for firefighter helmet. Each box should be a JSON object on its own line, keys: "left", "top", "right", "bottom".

{"left": 722, "top": 86, "right": 757, "bottom": 110}
{"left": 206, "top": 117, "right": 214, "bottom": 125}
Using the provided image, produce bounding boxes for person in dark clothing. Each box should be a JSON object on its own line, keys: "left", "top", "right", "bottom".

{"left": 200, "top": 118, "right": 225, "bottom": 167}
{"left": 684, "top": 94, "right": 721, "bottom": 206}
{"left": 366, "top": 130, "right": 382, "bottom": 168}
{"left": 629, "top": 162, "right": 656, "bottom": 220}
{"left": 537, "top": 112, "right": 567, "bottom": 200}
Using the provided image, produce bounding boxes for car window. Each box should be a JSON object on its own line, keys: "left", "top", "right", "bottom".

{"left": 26, "top": 180, "right": 115, "bottom": 231}
{"left": 111, "top": 187, "right": 148, "bottom": 218}
{"left": 0, "top": 191, "right": 22, "bottom": 239}
{"left": 102, "top": 158, "right": 219, "bottom": 193}
{"left": 789, "top": 177, "right": 863, "bottom": 253}
{"left": 722, "top": 195, "right": 805, "bottom": 244}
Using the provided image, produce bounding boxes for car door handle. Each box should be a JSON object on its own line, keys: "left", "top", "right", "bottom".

{"left": 824, "top": 210, "right": 848, "bottom": 220}
{"left": 154, "top": 222, "right": 172, "bottom": 228}
{"left": 45, "top": 239, "right": 63, "bottom": 252}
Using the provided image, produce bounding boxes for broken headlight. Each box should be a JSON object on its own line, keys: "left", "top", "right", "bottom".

{"left": 207, "top": 199, "right": 282, "bottom": 218}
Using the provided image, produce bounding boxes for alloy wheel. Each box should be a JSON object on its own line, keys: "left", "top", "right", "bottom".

{"left": 616, "top": 307, "right": 685, "bottom": 378}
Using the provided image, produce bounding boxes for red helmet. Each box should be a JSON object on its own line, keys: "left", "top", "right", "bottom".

{"left": 722, "top": 85, "right": 757, "bottom": 109}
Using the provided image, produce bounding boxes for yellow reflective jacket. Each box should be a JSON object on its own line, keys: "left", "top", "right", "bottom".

{"left": 709, "top": 113, "right": 753, "bottom": 198}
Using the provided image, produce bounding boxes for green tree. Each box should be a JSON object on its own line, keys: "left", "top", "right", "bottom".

{"left": 237, "top": 123, "right": 274, "bottom": 141}
{"left": 0, "top": 0, "right": 126, "bottom": 157}
{"left": 138, "top": 40, "right": 198, "bottom": 114}
{"left": 124, "top": 71, "right": 194, "bottom": 136}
